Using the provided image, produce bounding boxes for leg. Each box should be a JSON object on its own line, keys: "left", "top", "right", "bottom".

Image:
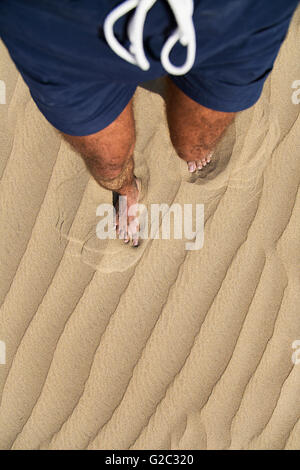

{"left": 165, "top": 78, "right": 236, "bottom": 172}
{"left": 62, "top": 99, "right": 140, "bottom": 245}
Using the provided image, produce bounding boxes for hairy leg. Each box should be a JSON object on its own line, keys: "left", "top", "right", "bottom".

{"left": 62, "top": 99, "right": 140, "bottom": 245}
{"left": 165, "top": 78, "right": 236, "bottom": 172}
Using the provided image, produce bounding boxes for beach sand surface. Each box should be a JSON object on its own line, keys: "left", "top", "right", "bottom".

{"left": 0, "top": 7, "right": 300, "bottom": 450}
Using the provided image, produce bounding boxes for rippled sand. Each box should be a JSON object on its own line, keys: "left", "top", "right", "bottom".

{"left": 0, "top": 7, "right": 300, "bottom": 450}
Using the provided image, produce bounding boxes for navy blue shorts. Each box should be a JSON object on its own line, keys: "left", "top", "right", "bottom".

{"left": 0, "top": 0, "right": 298, "bottom": 136}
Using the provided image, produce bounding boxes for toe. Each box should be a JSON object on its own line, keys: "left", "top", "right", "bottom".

{"left": 187, "top": 161, "right": 196, "bottom": 173}
{"left": 124, "top": 230, "right": 130, "bottom": 243}
{"left": 128, "top": 220, "right": 139, "bottom": 247}
{"left": 132, "top": 235, "right": 139, "bottom": 247}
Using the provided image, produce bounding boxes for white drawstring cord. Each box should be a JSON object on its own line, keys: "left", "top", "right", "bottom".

{"left": 103, "top": 0, "right": 196, "bottom": 76}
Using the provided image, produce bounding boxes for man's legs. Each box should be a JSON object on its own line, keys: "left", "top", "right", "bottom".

{"left": 165, "top": 78, "right": 236, "bottom": 172}
{"left": 62, "top": 79, "right": 235, "bottom": 248}
{"left": 62, "top": 99, "right": 140, "bottom": 245}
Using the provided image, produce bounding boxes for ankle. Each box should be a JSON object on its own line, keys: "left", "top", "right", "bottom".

{"left": 116, "top": 176, "right": 137, "bottom": 196}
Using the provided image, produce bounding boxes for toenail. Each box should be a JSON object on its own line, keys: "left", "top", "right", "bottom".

{"left": 188, "top": 162, "right": 196, "bottom": 172}
{"left": 132, "top": 238, "right": 139, "bottom": 247}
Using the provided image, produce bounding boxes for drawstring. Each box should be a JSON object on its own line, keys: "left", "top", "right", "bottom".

{"left": 103, "top": 0, "right": 196, "bottom": 76}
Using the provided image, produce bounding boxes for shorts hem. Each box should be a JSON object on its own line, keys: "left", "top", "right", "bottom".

{"left": 169, "top": 76, "right": 264, "bottom": 113}
{"left": 30, "top": 85, "right": 137, "bottom": 136}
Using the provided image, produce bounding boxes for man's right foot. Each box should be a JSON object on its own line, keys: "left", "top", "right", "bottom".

{"left": 187, "top": 152, "right": 213, "bottom": 172}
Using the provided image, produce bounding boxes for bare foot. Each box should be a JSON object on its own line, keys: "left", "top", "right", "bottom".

{"left": 187, "top": 152, "right": 213, "bottom": 173}
{"left": 113, "top": 177, "right": 141, "bottom": 247}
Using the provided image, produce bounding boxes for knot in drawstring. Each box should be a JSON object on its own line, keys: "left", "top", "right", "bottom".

{"left": 103, "top": 0, "right": 196, "bottom": 76}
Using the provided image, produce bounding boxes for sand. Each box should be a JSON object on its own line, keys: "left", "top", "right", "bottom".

{"left": 0, "top": 6, "right": 300, "bottom": 451}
